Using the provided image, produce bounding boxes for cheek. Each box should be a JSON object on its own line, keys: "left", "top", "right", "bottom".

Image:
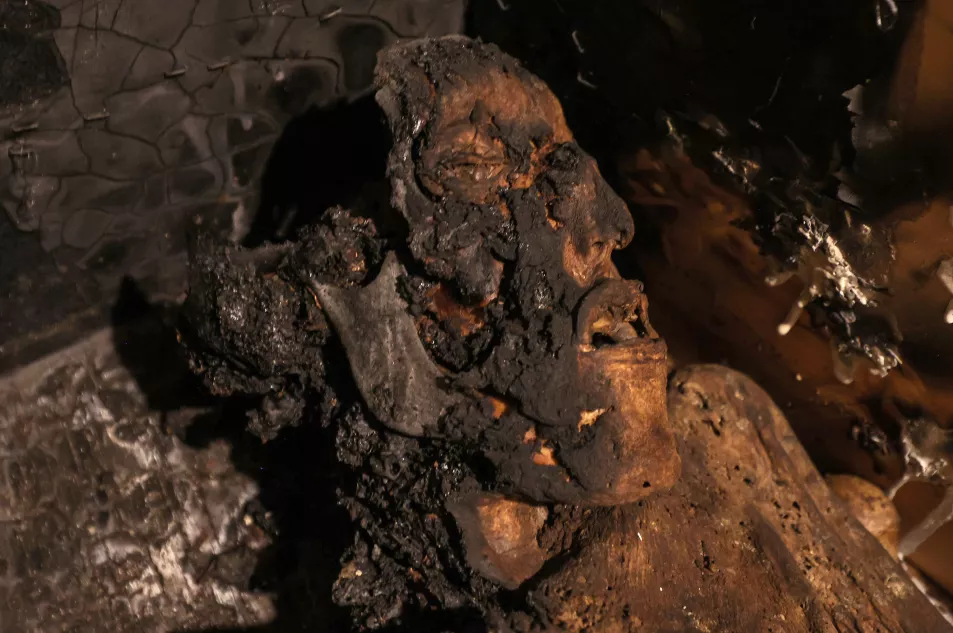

{"left": 552, "top": 174, "right": 624, "bottom": 287}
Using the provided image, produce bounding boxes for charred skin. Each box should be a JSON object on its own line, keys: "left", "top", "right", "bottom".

{"left": 178, "top": 36, "right": 948, "bottom": 633}
{"left": 179, "top": 36, "right": 680, "bottom": 630}
{"left": 181, "top": 36, "right": 680, "bottom": 506}
{"left": 376, "top": 36, "right": 679, "bottom": 506}
{"left": 179, "top": 206, "right": 388, "bottom": 439}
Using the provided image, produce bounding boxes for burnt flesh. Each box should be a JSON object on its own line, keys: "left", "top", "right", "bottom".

{"left": 178, "top": 37, "right": 948, "bottom": 633}
{"left": 178, "top": 38, "right": 630, "bottom": 630}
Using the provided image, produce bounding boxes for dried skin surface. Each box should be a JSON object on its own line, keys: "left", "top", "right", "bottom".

{"left": 826, "top": 473, "right": 901, "bottom": 556}
{"left": 447, "top": 494, "right": 550, "bottom": 589}
{"left": 331, "top": 366, "right": 950, "bottom": 632}
{"left": 179, "top": 36, "right": 679, "bottom": 630}
{"left": 530, "top": 367, "right": 949, "bottom": 633}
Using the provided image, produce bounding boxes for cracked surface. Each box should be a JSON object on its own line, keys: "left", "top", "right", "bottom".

{"left": 0, "top": 0, "right": 465, "bottom": 366}
{"left": 0, "top": 325, "right": 274, "bottom": 632}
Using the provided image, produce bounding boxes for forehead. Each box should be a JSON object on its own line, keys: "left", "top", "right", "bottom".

{"left": 430, "top": 66, "right": 573, "bottom": 144}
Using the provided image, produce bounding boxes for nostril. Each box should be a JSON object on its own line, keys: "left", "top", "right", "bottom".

{"left": 631, "top": 315, "right": 650, "bottom": 338}
{"left": 589, "top": 321, "right": 638, "bottom": 348}
{"left": 591, "top": 332, "right": 618, "bottom": 348}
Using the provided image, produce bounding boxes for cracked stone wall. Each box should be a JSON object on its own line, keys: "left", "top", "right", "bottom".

{"left": 0, "top": 0, "right": 464, "bottom": 365}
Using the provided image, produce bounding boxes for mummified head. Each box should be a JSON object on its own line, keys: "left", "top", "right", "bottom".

{"left": 375, "top": 35, "right": 635, "bottom": 305}
{"left": 332, "top": 36, "right": 682, "bottom": 506}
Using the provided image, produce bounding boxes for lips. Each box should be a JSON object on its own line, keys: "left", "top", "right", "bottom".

{"left": 575, "top": 278, "right": 659, "bottom": 349}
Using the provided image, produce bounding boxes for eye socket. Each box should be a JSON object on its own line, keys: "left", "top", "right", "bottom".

{"left": 442, "top": 152, "right": 506, "bottom": 183}
{"left": 591, "top": 332, "right": 620, "bottom": 348}
{"left": 588, "top": 320, "right": 639, "bottom": 348}
{"left": 420, "top": 123, "right": 512, "bottom": 198}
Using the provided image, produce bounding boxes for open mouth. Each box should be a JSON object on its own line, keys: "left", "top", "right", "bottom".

{"left": 575, "top": 278, "right": 661, "bottom": 351}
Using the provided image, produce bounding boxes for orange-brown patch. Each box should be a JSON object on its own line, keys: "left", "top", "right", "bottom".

{"left": 577, "top": 408, "right": 608, "bottom": 431}
{"left": 428, "top": 284, "right": 487, "bottom": 337}
{"left": 533, "top": 443, "right": 558, "bottom": 467}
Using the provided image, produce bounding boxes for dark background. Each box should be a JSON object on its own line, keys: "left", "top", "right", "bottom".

{"left": 0, "top": 0, "right": 910, "bottom": 371}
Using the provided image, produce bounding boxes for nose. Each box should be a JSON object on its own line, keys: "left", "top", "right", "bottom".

{"left": 592, "top": 166, "right": 635, "bottom": 250}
